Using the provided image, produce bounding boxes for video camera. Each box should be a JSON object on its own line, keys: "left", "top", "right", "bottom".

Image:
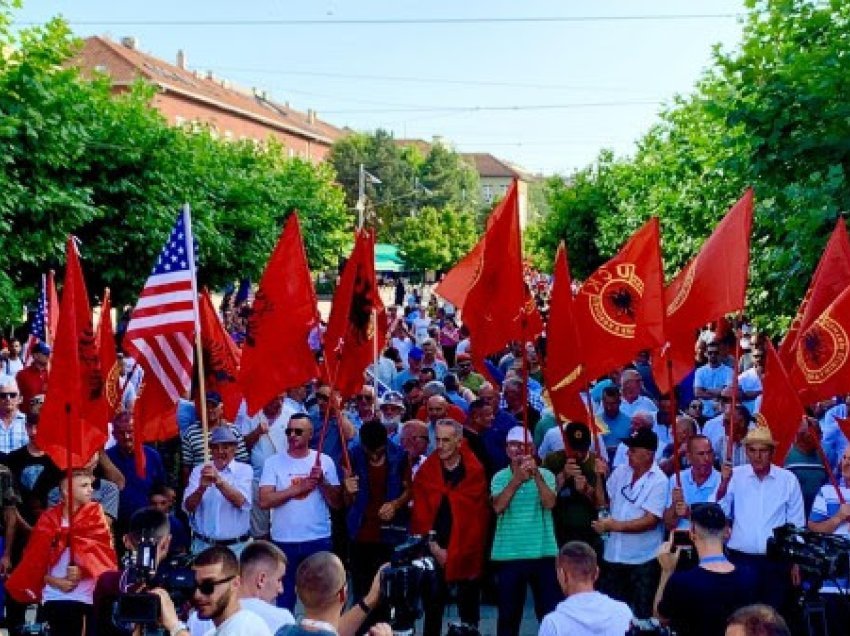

{"left": 626, "top": 618, "right": 675, "bottom": 635}
{"left": 380, "top": 533, "right": 437, "bottom": 636}
{"left": 767, "top": 524, "right": 850, "bottom": 582}
{"left": 115, "top": 533, "right": 195, "bottom": 626}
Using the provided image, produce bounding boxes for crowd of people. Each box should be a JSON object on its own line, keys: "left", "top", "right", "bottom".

{"left": 0, "top": 284, "right": 837, "bottom": 636}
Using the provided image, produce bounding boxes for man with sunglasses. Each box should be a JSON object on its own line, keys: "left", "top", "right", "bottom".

{"left": 592, "top": 428, "right": 668, "bottom": 620}
{"left": 259, "top": 413, "right": 342, "bottom": 611}
{"left": 0, "top": 375, "right": 28, "bottom": 454}
{"left": 153, "top": 546, "right": 271, "bottom": 636}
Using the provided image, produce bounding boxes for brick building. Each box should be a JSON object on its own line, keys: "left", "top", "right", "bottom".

{"left": 72, "top": 36, "right": 344, "bottom": 162}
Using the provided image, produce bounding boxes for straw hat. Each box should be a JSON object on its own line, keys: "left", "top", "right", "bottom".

{"left": 742, "top": 425, "right": 776, "bottom": 448}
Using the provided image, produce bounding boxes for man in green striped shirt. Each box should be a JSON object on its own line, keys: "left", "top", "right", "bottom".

{"left": 490, "top": 426, "right": 560, "bottom": 636}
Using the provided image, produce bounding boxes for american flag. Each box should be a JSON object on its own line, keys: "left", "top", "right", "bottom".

{"left": 31, "top": 274, "right": 48, "bottom": 342}
{"left": 124, "top": 207, "right": 198, "bottom": 402}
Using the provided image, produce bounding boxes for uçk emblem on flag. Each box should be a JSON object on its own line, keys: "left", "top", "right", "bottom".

{"left": 797, "top": 314, "right": 850, "bottom": 384}
{"left": 124, "top": 208, "right": 197, "bottom": 403}
{"left": 583, "top": 263, "right": 645, "bottom": 338}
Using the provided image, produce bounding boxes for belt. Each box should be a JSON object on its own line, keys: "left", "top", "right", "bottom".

{"left": 193, "top": 531, "right": 251, "bottom": 546}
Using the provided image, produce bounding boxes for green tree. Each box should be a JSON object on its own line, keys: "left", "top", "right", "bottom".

{"left": 396, "top": 206, "right": 477, "bottom": 272}
{"left": 0, "top": 5, "right": 350, "bottom": 326}
{"left": 526, "top": 0, "right": 850, "bottom": 334}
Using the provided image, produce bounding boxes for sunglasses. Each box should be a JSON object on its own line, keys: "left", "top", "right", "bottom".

{"left": 285, "top": 428, "right": 305, "bottom": 437}
{"left": 316, "top": 394, "right": 330, "bottom": 401}
{"left": 0, "top": 392, "right": 18, "bottom": 399}
{"left": 194, "top": 575, "right": 236, "bottom": 596}
{"left": 357, "top": 395, "right": 374, "bottom": 402}
{"left": 689, "top": 403, "right": 702, "bottom": 409}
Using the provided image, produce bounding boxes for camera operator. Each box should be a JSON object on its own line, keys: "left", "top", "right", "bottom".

{"left": 274, "top": 551, "right": 390, "bottom": 636}
{"left": 654, "top": 503, "right": 758, "bottom": 635}
{"left": 150, "top": 546, "right": 271, "bottom": 636}
{"left": 90, "top": 507, "right": 174, "bottom": 636}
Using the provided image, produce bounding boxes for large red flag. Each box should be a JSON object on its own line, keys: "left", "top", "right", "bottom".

{"left": 545, "top": 243, "right": 588, "bottom": 424}
{"left": 38, "top": 238, "right": 108, "bottom": 469}
{"left": 789, "top": 284, "right": 850, "bottom": 405}
{"left": 324, "top": 228, "right": 386, "bottom": 398}
{"left": 449, "top": 181, "right": 542, "bottom": 373}
{"left": 756, "top": 340, "right": 805, "bottom": 464}
{"left": 653, "top": 189, "right": 754, "bottom": 392}
{"left": 200, "top": 288, "right": 242, "bottom": 421}
{"left": 97, "top": 288, "right": 122, "bottom": 415}
{"left": 434, "top": 240, "right": 484, "bottom": 309}
{"left": 575, "top": 217, "right": 666, "bottom": 382}
{"left": 239, "top": 213, "right": 320, "bottom": 415}
{"left": 781, "top": 217, "right": 850, "bottom": 374}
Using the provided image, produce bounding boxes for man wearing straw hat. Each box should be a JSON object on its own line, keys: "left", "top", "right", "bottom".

{"left": 715, "top": 425, "right": 804, "bottom": 610}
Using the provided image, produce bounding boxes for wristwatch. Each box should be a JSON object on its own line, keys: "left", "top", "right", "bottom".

{"left": 170, "top": 622, "right": 189, "bottom": 636}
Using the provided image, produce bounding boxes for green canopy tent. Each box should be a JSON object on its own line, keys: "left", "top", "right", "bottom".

{"left": 374, "top": 243, "right": 407, "bottom": 273}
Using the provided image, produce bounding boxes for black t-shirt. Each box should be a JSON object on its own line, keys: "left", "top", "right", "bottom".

{"left": 658, "top": 563, "right": 759, "bottom": 636}
{"left": 5, "top": 446, "right": 63, "bottom": 527}
{"left": 433, "top": 461, "right": 466, "bottom": 549}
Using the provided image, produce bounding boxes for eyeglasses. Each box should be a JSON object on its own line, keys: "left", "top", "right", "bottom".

{"left": 357, "top": 395, "right": 374, "bottom": 402}
{"left": 316, "top": 394, "right": 330, "bottom": 401}
{"left": 285, "top": 428, "right": 305, "bottom": 437}
{"left": 719, "top": 397, "right": 732, "bottom": 404}
{"left": 689, "top": 403, "right": 702, "bottom": 409}
{"left": 0, "top": 392, "right": 18, "bottom": 399}
{"left": 194, "top": 575, "right": 236, "bottom": 596}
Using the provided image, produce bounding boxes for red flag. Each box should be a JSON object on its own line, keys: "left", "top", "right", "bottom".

{"left": 654, "top": 189, "right": 754, "bottom": 392}
{"left": 435, "top": 240, "right": 484, "bottom": 309}
{"left": 781, "top": 217, "right": 850, "bottom": 372}
{"left": 576, "top": 217, "right": 666, "bottom": 382}
{"left": 97, "top": 288, "right": 121, "bottom": 414}
{"left": 324, "top": 228, "right": 386, "bottom": 398}
{"left": 545, "top": 243, "right": 589, "bottom": 424}
{"left": 756, "top": 340, "right": 806, "bottom": 464}
{"left": 46, "top": 269, "right": 59, "bottom": 347}
{"left": 199, "top": 288, "right": 242, "bottom": 421}
{"left": 836, "top": 417, "right": 850, "bottom": 445}
{"left": 789, "top": 284, "right": 850, "bottom": 405}
{"left": 239, "top": 213, "right": 320, "bottom": 414}
{"left": 452, "top": 181, "right": 541, "bottom": 372}
{"left": 38, "top": 238, "right": 108, "bottom": 469}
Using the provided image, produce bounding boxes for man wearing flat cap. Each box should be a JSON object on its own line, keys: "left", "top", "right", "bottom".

{"left": 715, "top": 425, "right": 804, "bottom": 610}
{"left": 654, "top": 503, "right": 758, "bottom": 636}
{"left": 592, "top": 427, "right": 668, "bottom": 619}
{"left": 183, "top": 425, "right": 253, "bottom": 556}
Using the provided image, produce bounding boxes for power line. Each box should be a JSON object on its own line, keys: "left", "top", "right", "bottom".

{"left": 14, "top": 13, "right": 740, "bottom": 27}
{"left": 322, "top": 100, "right": 661, "bottom": 115}
{"left": 210, "top": 65, "right": 653, "bottom": 93}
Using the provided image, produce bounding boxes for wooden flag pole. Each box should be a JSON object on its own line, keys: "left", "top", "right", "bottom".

{"left": 65, "top": 403, "right": 75, "bottom": 563}
{"left": 666, "top": 358, "right": 683, "bottom": 489}
{"left": 726, "top": 314, "right": 743, "bottom": 465}
{"left": 810, "top": 419, "right": 846, "bottom": 505}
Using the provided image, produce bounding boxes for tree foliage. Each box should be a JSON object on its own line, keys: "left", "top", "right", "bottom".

{"left": 527, "top": 0, "right": 850, "bottom": 334}
{"left": 328, "top": 131, "right": 481, "bottom": 241}
{"left": 395, "top": 206, "right": 477, "bottom": 272}
{"left": 0, "top": 5, "right": 349, "bottom": 326}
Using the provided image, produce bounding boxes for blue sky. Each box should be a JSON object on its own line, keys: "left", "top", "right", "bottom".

{"left": 15, "top": 1, "right": 746, "bottom": 175}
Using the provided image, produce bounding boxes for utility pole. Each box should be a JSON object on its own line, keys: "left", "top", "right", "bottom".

{"left": 355, "top": 164, "right": 381, "bottom": 229}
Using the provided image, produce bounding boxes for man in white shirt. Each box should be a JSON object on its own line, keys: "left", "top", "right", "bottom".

{"left": 183, "top": 426, "right": 253, "bottom": 556}
{"left": 153, "top": 546, "right": 271, "bottom": 636}
{"left": 716, "top": 426, "right": 805, "bottom": 610}
{"left": 612, "top": 411, "right": 666, "bottom": 468}
{"left": 539, "top": 541, "right": 633, "bottom": 636}
{"left": 592, "top": 428, "right": 668, "bottom": 619}
{"left": 259, "top": 413, "right": 342, "bottom": 610}
{"left": 693, "top": 341, "right": 733, "bottom": 419}
{"left": 187, "top": 540, "right": 295, "bottom": 635}
{"left": 618, "top": 370, "right": 658, "bottom": 420}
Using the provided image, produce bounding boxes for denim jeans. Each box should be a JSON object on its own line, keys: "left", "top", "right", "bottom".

{"left": 274, "top": 536, "right": 333, "bottom": 610}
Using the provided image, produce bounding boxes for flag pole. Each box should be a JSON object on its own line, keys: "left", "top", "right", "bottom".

{"left": 726, "top": 314, "right": 743, "bottom": 464}
{"left": 373, "top": 308, "right": 379, "bottom": 397}
{"left": 810, "top": 420, "right": 846, "bottom": 505}
{"left": 666, "top": 358, "right": 683, "bottom": 488}
{"left": 183, "top": 204, "right": 210, "bottom": 463}
{"left": 583, "top": 381, "right": 606, "bottom": 460}
{"left": 65, "top": 403, "right": 74, "bottom": 564}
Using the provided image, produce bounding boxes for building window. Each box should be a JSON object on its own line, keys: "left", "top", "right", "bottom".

{"left": 483, "top": 184, "right": 493, "bottom": 203}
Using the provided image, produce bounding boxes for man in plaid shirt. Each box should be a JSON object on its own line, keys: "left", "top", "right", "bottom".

{"left": 0, "top": 375, "right": 28, "bottom": 454}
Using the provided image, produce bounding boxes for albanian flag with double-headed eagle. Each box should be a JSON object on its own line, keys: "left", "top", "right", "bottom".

{"left": 324, "top": 228, "right": 386, "bottom": 398}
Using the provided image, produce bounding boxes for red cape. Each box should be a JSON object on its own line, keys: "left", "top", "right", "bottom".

{"left": 411, "top": 445, "right": 491, "bottom": 581}
{"left": 7, "top": 501, "right": 117, "bottom": 603}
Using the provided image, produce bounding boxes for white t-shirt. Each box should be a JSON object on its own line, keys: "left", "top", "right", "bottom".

{"left": 189, "top": 599, "right": 294, "bottom": 636}
{"left": 42, "top": 544, "right": 96, "bottom": 604}
{"left": 204, "top": 608, "right": 272, "bottom": 636}
{"left": 260, "top": 450, "right": 340, "bottom": 542}
{"left": 412, "top": 317, "right": 431, "bottom": 344}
